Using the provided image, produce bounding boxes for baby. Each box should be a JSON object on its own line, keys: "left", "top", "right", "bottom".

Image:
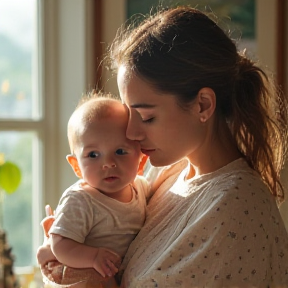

{"left": 38, "top": 93, "right": 151, "bottom": 287}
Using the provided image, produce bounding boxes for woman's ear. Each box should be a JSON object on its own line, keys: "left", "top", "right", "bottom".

{"left": 66, "top": 154, "right": 82, "bottom": 178}
{"left": 196, "top": 87, "right": 216, "bottom": 123}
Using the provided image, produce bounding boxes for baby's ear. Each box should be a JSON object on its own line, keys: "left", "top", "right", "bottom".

{"left": 66, "top": 154, "right": 82, "bottom": 178}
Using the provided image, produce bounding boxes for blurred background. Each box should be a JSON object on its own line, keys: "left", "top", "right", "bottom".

{"left": 0, "top": 0, "right": 287, "bottom": 285}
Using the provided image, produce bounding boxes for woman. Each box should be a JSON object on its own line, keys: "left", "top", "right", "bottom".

{"left": 38, "top": 6, "right": 288, "bottom": 287}
{"left": 109, "top": 6, "right": 288, "bottom": 287}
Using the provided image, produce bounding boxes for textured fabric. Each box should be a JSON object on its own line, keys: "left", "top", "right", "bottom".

{"left": 43, "top": 175, "right": 150, "bottom": 287}
{"left": 120, "top": 158, "right": 288, "bottom": 287}
{"left": 50, "top": 175, "right": 150, "bottom": 258}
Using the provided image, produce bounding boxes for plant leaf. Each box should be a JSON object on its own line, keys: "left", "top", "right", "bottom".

{"left": 0, "top": 162, "right": 21, "bottom": 194}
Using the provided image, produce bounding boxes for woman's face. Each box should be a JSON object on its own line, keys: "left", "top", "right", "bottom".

{"left": 117, "top": 66, "right": 206, "bottom": 167}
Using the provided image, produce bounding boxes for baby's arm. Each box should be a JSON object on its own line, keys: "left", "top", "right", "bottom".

{"left": 50, "top": 234, "right": 121, "bottom": 278}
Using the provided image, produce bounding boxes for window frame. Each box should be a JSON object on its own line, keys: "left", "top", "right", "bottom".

{"left": 40, "top": 0, "right": 97, "bottom": 214}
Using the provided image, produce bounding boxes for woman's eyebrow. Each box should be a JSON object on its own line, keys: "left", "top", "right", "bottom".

{"left": 130, "top": 103, "right": 156, "bottom": 109}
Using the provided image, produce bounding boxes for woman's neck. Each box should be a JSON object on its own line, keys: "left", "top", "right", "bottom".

{"left": 186, "top": 120, "right": 242, "bottom": 179}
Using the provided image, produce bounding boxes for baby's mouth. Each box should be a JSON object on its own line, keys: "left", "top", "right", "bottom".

{"left": 104, "top": 176, "right": 119, "bottom": 182}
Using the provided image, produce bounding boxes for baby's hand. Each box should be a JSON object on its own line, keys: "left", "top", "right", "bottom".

{"left": 93, "top": 247, "right": 121, "bottom": 278}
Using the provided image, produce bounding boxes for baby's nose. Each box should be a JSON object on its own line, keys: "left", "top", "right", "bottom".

{"left": 102, "top": 161, "right": 116, "bottom": 169}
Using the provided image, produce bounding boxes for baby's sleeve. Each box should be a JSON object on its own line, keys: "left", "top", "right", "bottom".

{"left": 49, "top": 191, "right": 94, "bottom": 243}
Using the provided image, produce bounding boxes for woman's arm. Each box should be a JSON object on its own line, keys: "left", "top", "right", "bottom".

{"left": 50, "top": 234, "right": 121, "bottom": 278}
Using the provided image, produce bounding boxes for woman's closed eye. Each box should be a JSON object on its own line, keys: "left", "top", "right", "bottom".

{"left": 141, "top": 117, "right": 154, "bottom": 123}
{"left": 133, "top": 107, "right": 155, "bottom": 124}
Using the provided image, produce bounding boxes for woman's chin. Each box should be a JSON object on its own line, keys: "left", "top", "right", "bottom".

{"left": 150, "top": 157, "right": 183, "bottom": 167}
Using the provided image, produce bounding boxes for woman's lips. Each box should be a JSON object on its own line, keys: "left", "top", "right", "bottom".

{"left": 141, "top": 148, "right": 156, "bottom": 156}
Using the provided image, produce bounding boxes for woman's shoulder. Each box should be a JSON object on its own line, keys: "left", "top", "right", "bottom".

{"left": 205, "top": 158, "right": 269, "bottom": 196}
{"left": 200, "top": 160, "right": 286, "bottom": 234}
{"left": 187, "top": 158, "right": 282, "bottom": 225}
{"left": 207, "top": 159, "right": 274, "bottom": 205}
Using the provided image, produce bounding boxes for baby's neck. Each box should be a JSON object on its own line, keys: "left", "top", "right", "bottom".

{"left": 103, "top": 184, "right": 133, "bottom": 203}
{"left": 84, "top": 182, "right": 133, "bottom": 203}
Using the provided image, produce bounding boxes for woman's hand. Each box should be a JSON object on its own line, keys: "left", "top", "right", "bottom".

{"left": 36, "top": 243, "right": 57, "bottom": 268}
{"left": 37, "top": 204, "right": 57, "bottom": 267}
{"left": 93, "top": 247, "right": 121, "bottom": 278}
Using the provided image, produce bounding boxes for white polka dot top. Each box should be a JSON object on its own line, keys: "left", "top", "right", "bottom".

{"left": 119, "top": 158, "right": 288, "bottom": 287}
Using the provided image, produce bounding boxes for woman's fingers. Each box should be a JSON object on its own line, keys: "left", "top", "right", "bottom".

{"left": 101, "top": 254, "right": 120, "bottom": 277}
{"left": 36, "top": 244, "right": 57, "bottom": 266}
{"left": 94, "top": 248, "right": 121, "bottom": 277}
{"left": 45, "top": 204, "right": 53, "bottom": 216}
{"left": 106, "top": 258, "right": 119, "bottom": 275}
{"left": 41, "top": 216, "right": 55, "bottom": 238}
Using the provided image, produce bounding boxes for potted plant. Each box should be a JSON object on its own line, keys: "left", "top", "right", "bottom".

{"left": 0, "top": 153, "right": 21, "bottom": 288}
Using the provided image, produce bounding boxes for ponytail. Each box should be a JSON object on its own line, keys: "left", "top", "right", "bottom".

{"left": 229, "top": 52, "right": 288, "bottom": 203}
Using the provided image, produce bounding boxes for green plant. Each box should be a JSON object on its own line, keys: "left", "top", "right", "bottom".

{"left": 0, "top": 153, "right": 21, "bottom": 228}
{"left": 0, "top": 154, "right": 21, "bottom": 287}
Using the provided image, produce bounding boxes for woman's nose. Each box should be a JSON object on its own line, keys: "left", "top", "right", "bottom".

{"left": 126, "top": 115, "right": 144, "bottom": 141}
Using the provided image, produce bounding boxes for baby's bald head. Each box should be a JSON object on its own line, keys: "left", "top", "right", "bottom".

{"left": 67, "top": 95, "right": 124, "bottom": 155}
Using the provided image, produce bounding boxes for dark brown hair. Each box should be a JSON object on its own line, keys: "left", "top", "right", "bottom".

{"left": 108, "top": 6, "right": 288, "bottom": 202}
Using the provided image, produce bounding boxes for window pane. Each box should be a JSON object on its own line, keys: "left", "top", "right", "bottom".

{"left": 0, "top": 0, "right": 37, "bottom": 119}
{"left": 0, "top": 0, "right": 40, "bottom": 269}
{"left": 0, "top": 131, "right": 35, "bottom": 267}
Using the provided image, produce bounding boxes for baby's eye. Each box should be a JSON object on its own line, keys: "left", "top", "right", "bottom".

{"left": 115, "top": 149, "right": 128, "bottom": 155}
{"left": 88, "top": 151, "right": 99, "bottom": 158}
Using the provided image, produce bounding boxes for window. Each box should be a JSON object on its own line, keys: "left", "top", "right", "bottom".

{"left": 0, "top": 1, "right": 96, "bottom": 275}
{"left": 0, "top": 0, "right": 41, "bottom": 268}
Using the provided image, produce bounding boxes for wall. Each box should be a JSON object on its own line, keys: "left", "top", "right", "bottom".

{"left": 102, "top": 0, "right": 126, "bottom": 96}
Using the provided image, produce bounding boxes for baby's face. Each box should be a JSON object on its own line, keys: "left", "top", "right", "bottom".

{"left": 74, "top": 103, "right": 141, "bottom": 194}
